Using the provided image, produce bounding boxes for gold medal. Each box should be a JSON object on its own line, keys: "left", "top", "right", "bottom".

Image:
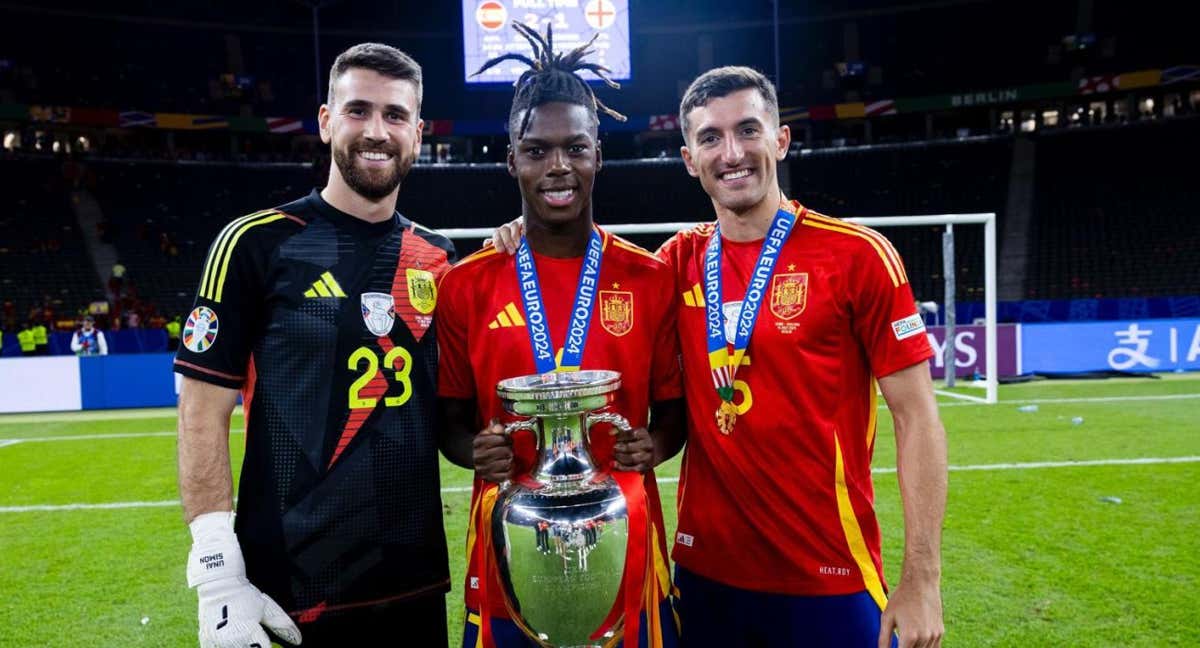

{"left": 715, "top": 400, "right": 738, "bottom": 435}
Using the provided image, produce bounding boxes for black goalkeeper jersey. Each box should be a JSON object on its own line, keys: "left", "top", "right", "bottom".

{"left": 175, "top": 189, "right": 455, "bottom": 620}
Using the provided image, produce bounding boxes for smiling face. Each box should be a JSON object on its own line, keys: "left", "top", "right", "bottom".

{"left": 680, "top": 87, "right": 790, "bottom": 215}
{"left": 319, "top": 67, "right": 423, "bottom": 202}
{"left": 508, "top": 101, "right": 601, "bottom": 229}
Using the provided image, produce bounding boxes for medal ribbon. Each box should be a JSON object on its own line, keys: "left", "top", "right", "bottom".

{"left": 703, "top": 205, "right": 799, "bottom": 401}
{"left": 515, "top": 229, "right": 604, "bottom": 373}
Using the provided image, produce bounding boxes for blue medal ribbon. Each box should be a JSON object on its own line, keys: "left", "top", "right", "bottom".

{"left": 703, "top": 206, "right": 799, "bottom": 399}
{"left": 515, "top": 229, "right": 605, "bottom": 374}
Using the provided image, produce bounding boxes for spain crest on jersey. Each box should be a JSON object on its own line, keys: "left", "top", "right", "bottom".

{"left": 599, "top": 290, "right": 633, "bottom": 337}
{"left": 406, "top": 268, "right": 437, "bottom": 315}
{"left": 770, "top": 273, "right": 808, "bottom": 320}
{"left": 360, "top": 292, "right": 396, "bottom": 336}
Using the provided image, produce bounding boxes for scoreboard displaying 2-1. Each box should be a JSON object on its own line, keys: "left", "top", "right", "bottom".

{"left": 462, "top": 0, "right": 631, "bottom": 84}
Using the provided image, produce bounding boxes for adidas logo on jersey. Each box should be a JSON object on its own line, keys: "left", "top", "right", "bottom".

{"left": 681, "top": 284, "right": 706, "bottom": 308}
{"left": 488, "top": 302, "right": 527, "bottom": 329}
{"left": 303, "top": 271, "right": 347, "bottom": 298}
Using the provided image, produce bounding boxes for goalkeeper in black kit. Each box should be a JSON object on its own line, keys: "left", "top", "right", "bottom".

{"left": 175, "top": 43, "right": 455, "bottom": 647}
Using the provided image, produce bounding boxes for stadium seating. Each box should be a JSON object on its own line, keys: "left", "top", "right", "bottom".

{"left": 5, "top": 116, "right": 1195, "bottom": 335}
{"left": 1028, "top": 119, "right": 1200, "bottom": 298}
{"left": 86, "top": 161, "right": 313, "bottom": 318}
{"left": 789, "top": 140, "right": 1012, "bottom": 304}
{"left": 0, "top": 158, "right": 104, "bottom": 325}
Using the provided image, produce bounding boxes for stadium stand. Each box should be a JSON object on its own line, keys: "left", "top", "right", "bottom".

{"left": 789, "top": 139, "right": 1012, "bottom": 304}
{"left": 0, "top": 158, "right": 103, "bottom": 330}
{"left": 1028, "top": 118, "right": 1200, "bottom": 299}
{"left": 85, "top": 161, "right": 313, "bottom": 319}
{"left": 3, "top": 117, "right": 1197, "bottom": 343}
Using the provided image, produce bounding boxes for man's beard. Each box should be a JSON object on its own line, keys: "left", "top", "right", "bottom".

{"left": 333, "top": 143, "right": 413, "bottom": 201}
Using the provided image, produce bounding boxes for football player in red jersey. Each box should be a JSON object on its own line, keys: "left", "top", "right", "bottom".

{"left": 437, "top": 23, "right": 684, "bottom": 648}
{"left": 495, "top": 66, "right": 947, "bottom": 648}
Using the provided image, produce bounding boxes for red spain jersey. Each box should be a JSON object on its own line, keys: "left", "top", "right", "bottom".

{"left": 656, "top": 202, "right": 933, "bottom": 606}
{"left": 437, "top": 227, "right": 683, "bottom": 620}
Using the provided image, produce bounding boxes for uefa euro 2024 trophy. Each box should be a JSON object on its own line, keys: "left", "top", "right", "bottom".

{"left": 492, "top": 369, "right": 633, "bottom": 648}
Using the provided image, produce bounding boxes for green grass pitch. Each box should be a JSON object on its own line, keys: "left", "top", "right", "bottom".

{"left": 0, "top": 374, "right": 1196, "bottom": 647}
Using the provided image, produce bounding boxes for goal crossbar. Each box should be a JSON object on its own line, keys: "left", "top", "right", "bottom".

{"left": 441, "top": 212, "right": 999, "bottom": 404}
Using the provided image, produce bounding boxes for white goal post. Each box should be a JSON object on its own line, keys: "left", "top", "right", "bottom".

{"left": 441, "top": 212, "right": 999, "bottom": 405}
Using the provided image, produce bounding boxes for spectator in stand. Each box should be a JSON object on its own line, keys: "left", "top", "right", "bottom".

{"left": 109, "top": 262, "right": 126, "bottom": 300}
{"left": 165, "top": 315, "right": 181, "bottom": 351}
{"left": 17, "top": 322, "right": 36, "bottom": 356}
{"left": 31, "top": 318, "right": 48, "bottom": 355}
{"left": 39, "top": 294, "right": 55, "bottom": 323}
{"left": 70, "top": 315, "right": 108, "bottom": 356}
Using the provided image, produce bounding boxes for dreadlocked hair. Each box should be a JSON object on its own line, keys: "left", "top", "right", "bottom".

{"left": 472, "top": 21, "right": 627, "bottom": 139}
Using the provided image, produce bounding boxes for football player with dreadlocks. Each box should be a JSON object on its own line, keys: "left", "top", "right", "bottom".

{"left": 437, "top": 21, "right": 685, "bottom": 648}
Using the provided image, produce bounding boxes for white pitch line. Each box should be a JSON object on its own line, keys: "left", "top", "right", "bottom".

{"left": 0, "top": 430, "right": 245, "bottom": 444}
{"left": 0, "top": 408, "right": 182, "bottom": 424}
{"left": 870, "top": 455, "right": 1200, "bottom": 474}
{"left": 931, "top": 393, "right": 1200, "bottom": 408}
{"left": 0, "top": 432, "right": 178, "bottom": 444}
{"left": 1, "top": 393, "right": 1194, "bottom": 443}
{"left": 0, "top": 500, "right": 182, "bottom": 513}
{"left": 4, "top": 456, "right": 1198, "bottom": 514}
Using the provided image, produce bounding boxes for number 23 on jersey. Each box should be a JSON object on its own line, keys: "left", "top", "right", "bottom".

{"left": 347, "top": 345, "right": 413, "bottom": 409}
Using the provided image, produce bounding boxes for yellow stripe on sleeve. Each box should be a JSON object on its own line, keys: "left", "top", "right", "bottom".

{"left": 806, "top": 213, "right": 909, "bottom": 284}
{"left": 453, "top": 245, "right": 501, "bottom": 270}
{"left": 612, "top": 238, "right": 663, "bottom": 262}
{"left": 199, "top": 210, "right": 274, "bottom": 300}
{"left": 801, "top": 220, "right": 903, "bottom": 288}
{"left": 211, "top": 213, "right": 288, "bottom": 303}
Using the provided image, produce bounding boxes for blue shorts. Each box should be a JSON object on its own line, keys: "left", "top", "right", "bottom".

{"left": 673, "top": 566, "right": 896, "bottom": 648}
{"left": 462, "top": 598, "right": 679, "bottom": 648}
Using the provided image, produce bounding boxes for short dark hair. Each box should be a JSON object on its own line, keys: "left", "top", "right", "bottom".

{"left": 473, "top": 22, "right": 626, "bottom": 140}
{"left": 678, "top": 66, "right": 779, "bottom": 138}
{"left": 327, "top": 43, "right": 423, "bottom": 115}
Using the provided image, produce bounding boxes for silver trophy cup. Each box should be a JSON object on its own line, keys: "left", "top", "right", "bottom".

{"left": 493, "top": 370, "right": 633, "bottom": 648}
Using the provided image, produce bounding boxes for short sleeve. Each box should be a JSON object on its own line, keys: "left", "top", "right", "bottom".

{"left": 173, "top": 223, "right": 268, "bottom": 389}
{"left": 648, "top": 266, "right": 683, "bottom": 403}
{"left": 848, "top": 230, "right": 934, "bottom": 378}
{"left": 435, "top": 266, "right": 476, "bottom": 400}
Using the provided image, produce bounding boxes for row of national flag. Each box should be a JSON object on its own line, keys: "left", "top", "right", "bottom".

{"left": 5, "top": 64, "right": 1196, "bottom": 136}
{"left": 15, "top": 107, "right": 313, "bottom": 133}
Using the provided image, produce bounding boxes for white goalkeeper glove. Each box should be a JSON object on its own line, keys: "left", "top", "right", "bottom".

{"left": 187, "top": 511, "right": 303, "bottom": 647}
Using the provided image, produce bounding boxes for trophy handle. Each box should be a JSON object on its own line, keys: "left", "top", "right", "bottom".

{"left": 586, "top": 412, "right": 633, "bottom": 434}
{"left": 498, "top": 419, "right": 539, "bottom": 490}
{"left": 503, "top": 419, "right": 538, "bottom": 436}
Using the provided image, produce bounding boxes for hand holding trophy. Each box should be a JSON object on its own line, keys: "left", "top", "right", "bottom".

{"left": 490, "top": 370, "right": 634, "bottom": 648}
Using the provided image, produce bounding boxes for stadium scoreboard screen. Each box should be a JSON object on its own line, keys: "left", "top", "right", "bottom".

{"left": 462, "top": 0, "right": 631, "bottom": 84}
